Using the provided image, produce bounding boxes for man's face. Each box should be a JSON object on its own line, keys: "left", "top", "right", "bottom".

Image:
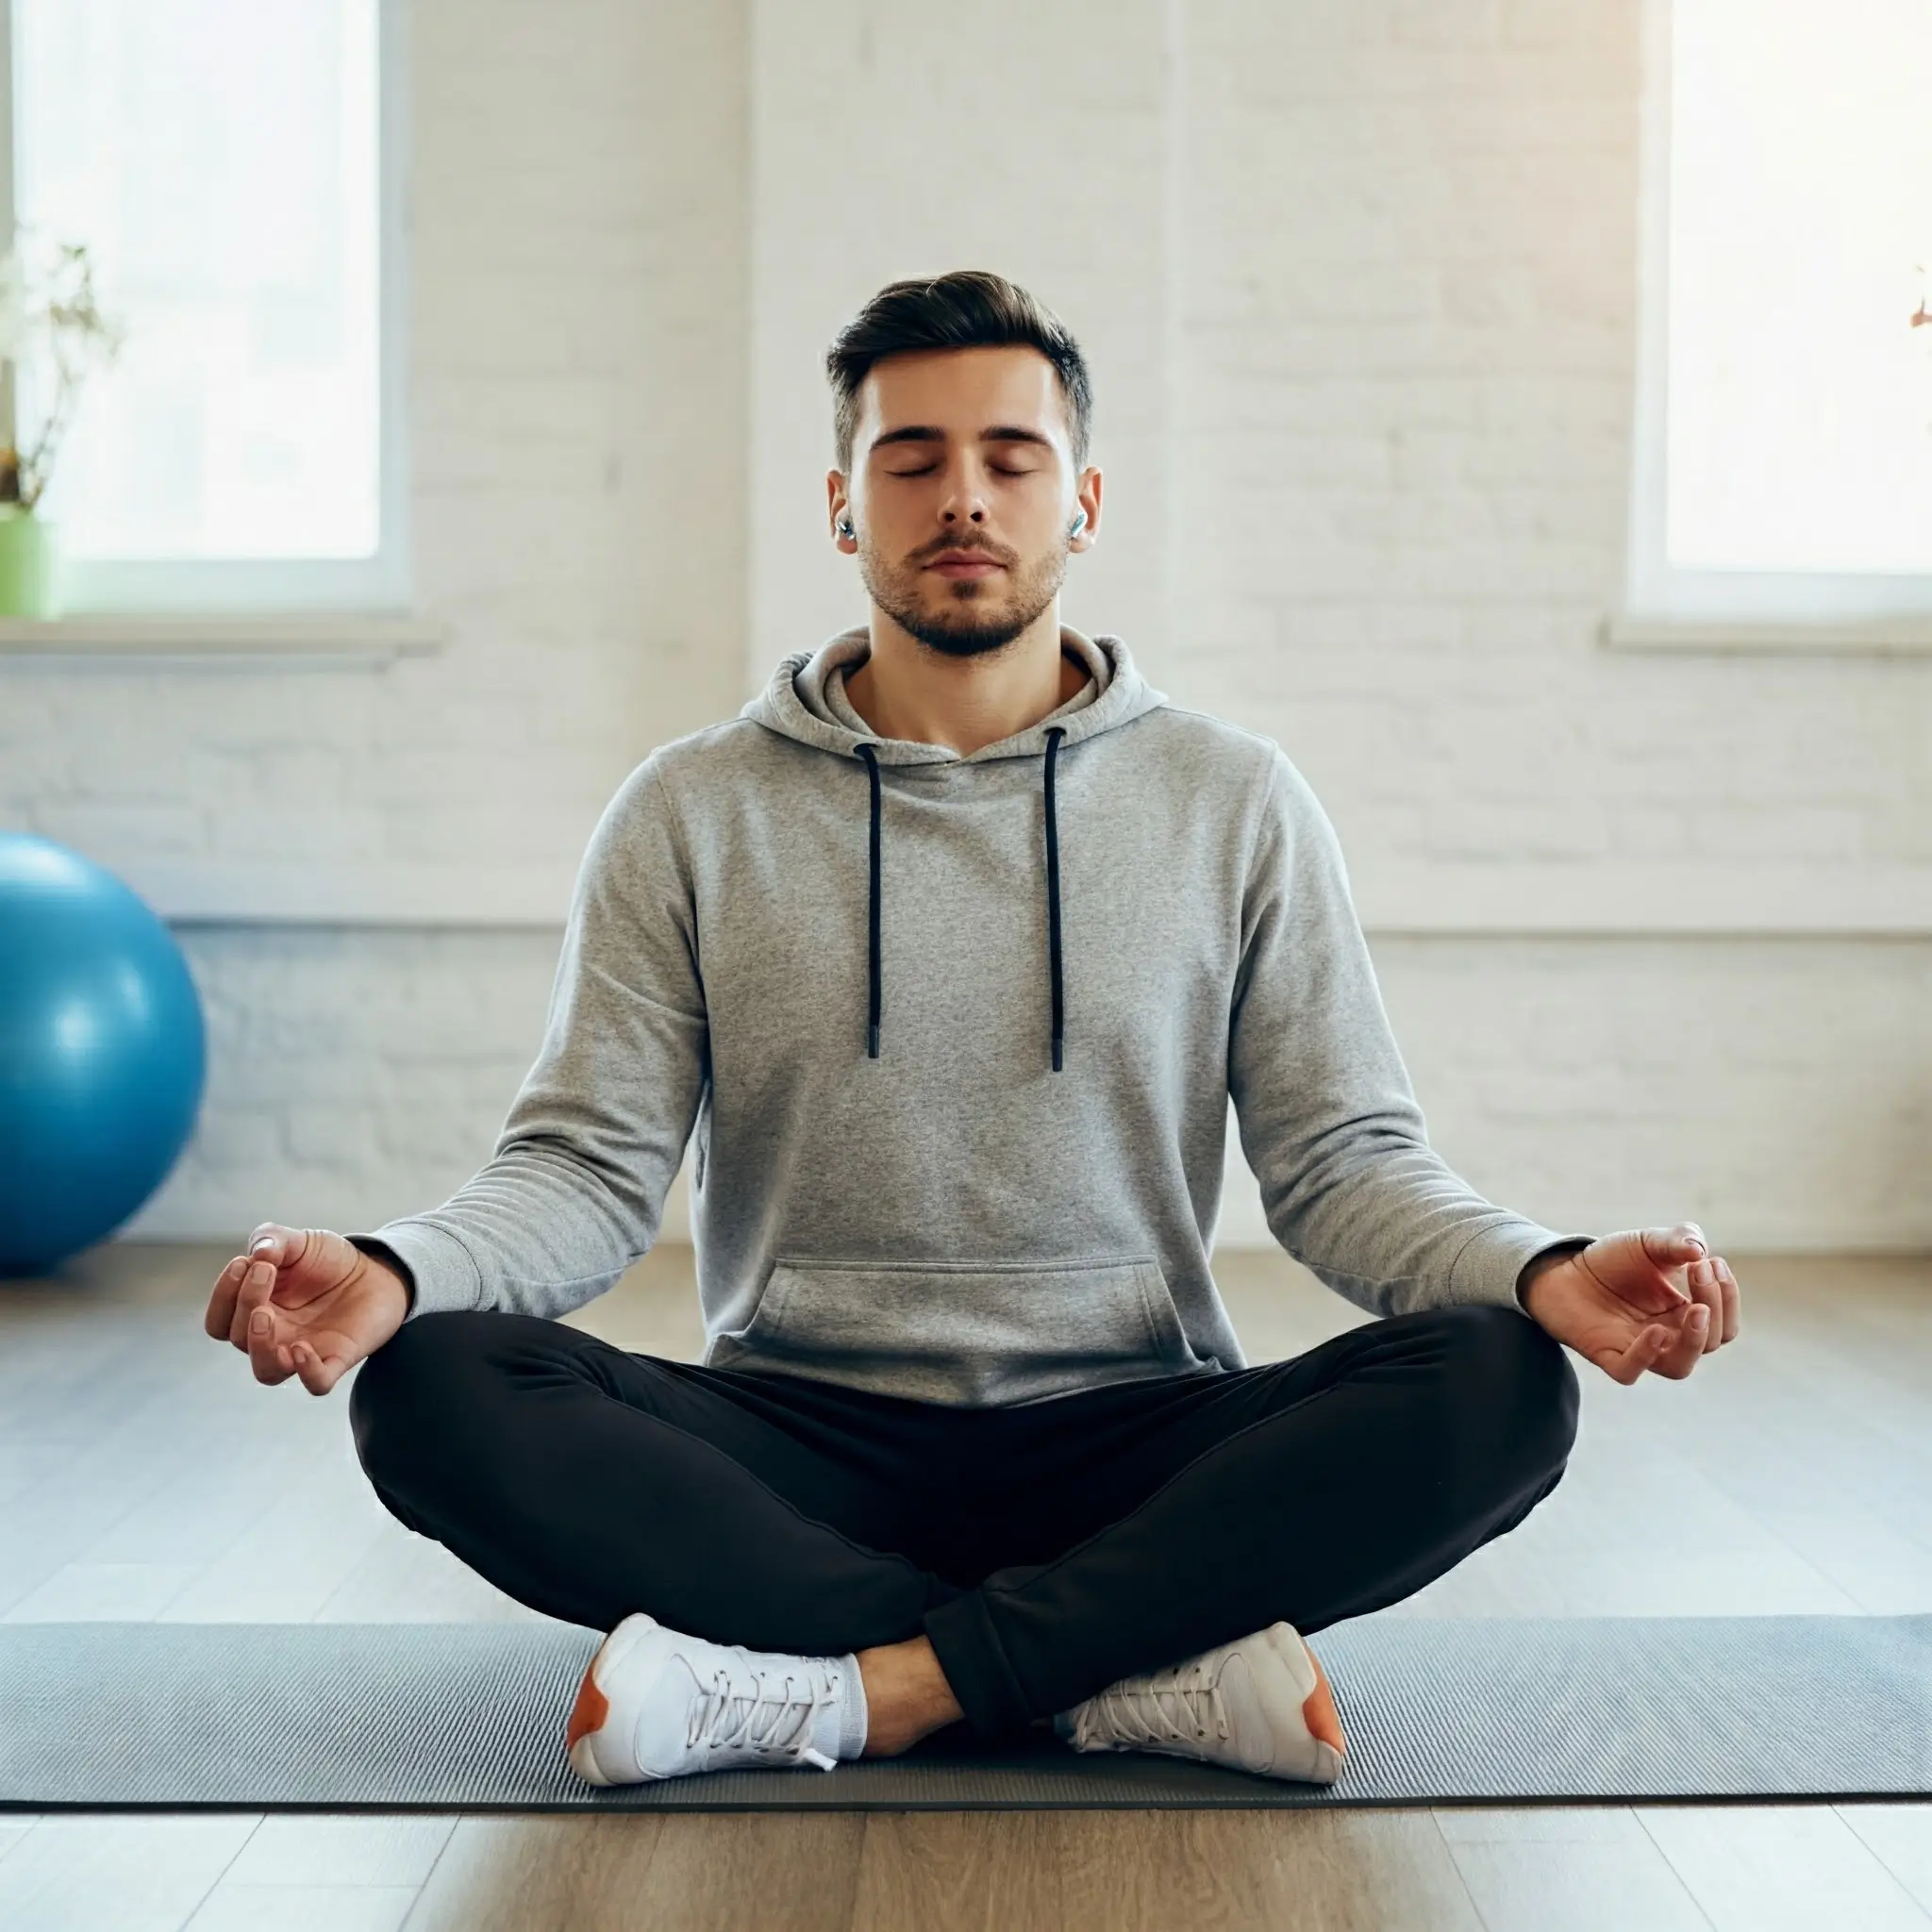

{"left": 830, "top": 345, "right": 1095, "bottom": 658}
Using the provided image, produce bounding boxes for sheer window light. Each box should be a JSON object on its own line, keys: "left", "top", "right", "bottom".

{"left": 8, "top": 0, "right": 405, "bottom": 613}
{"left": 1624, "top": 0, "right": 1932, "bottom": 628}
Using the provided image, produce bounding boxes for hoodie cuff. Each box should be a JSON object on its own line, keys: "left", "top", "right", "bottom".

{"left": 1445, "top": 1220, "right": 1597, "bottom": 1314}
{"left": 345, "top": 1220, "right": 487, "bottom": 1320}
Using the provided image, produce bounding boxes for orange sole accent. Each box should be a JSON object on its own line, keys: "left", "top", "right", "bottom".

{"left": 1300, "top": 1641, "right": 1346, "bottom": 1755}
{"left": 565, "top": 1663, "right": 610, "bottom": 1753}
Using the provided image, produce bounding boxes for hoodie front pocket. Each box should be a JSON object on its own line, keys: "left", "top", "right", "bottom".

{"left": 712, "top": 1253, "right": 1211, "bottom": 1407}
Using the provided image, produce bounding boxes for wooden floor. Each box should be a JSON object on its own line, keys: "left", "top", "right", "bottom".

{"left": 0, "top": 1241, "right": 1927, "bottom": 1930}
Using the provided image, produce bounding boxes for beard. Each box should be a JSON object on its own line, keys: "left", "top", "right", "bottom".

{"left": 858, "top": 537, "right": 1067, "bottom": 658}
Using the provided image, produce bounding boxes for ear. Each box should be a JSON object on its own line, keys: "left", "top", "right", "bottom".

{"left": 1068, "top": 466, "right": 1102, "bottom": 551}
{"left": 827, "top": 471, "right": 857, "bottom": 551}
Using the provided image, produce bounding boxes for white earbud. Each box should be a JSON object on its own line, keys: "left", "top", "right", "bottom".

{"left": 840, "top": 513, "right": 1086, "bottom": 541}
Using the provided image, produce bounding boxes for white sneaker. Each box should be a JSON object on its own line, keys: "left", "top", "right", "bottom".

{"left": 1054, "top": 1622, "right": 1346, "bottom": 1784}
{"left": 565, "top": 1611, "right": 857, "bottom": 1785}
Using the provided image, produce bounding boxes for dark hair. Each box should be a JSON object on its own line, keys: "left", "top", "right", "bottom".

{"left": 824, "top": 270, "right": 1093, "bottom": 475}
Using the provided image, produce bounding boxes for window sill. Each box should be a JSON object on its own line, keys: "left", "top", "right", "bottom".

{"left": 0, "top": 610, "right": 448, "bottom": 664}
{"left": 1602, "top": 613, "right": 1932, "bottom": 656}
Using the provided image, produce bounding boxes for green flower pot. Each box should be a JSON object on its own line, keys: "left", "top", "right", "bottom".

{"left": 0, "top": 508, "right": 61, "bottom": 618}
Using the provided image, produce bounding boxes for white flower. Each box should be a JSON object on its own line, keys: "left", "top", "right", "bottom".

{"left": 0, "top": 227, "right": 127, "bottom": 506}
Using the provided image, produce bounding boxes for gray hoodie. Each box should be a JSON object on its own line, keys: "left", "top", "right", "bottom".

{"left": 349, "top": 624, "right": 1593, "bottom": 1406}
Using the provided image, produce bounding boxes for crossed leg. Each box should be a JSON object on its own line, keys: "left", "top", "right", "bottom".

{"left": 348, "top": 1301, "right": 1579, "bottom": 1740}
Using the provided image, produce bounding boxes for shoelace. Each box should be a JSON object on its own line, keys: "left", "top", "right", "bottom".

{"left": 1087, "top": 1657, "right": 1231, "bottom": 1748}
{"left": 687, "top": 1660, "right": 841, "bottom": 1770}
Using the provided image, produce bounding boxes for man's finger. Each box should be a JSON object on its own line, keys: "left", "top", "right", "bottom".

{"left": 228, "top": 1262, "right": 268, "bottom": 1349}
{"left": 229, "top": 1261, "right": 277, "bottom": 1351}
{"left": 1628, "top": 1323, "right": 1678, "bottom": 1381}
{"left": 205, "top": 1256, "right": 249, "bottom": 1339}
{"left": 247, "top": 1222, "right": 299, "bottom": 1261}
{"left": 1639, "top": 1224, "right": 1706, "bottom": 1277}
{"left": 1716, "top": 1257, "right": 1741, "bottom": 1342}
{"left": 245, "top": 1302, "right": 294, "bottom": 1385}
{"left": 254, "top": 1226, "right": 321, "bottom": 1274}
{"left": 1651, "top": 1304, "right": 1710, "bottom": 1379}
{"left": 1593, "top": 1323, "right": 1673, "bottom": 1385}
{"left": 291, "top": 1341, "right": 350, "bottom": 1397}
{"left": 1687, "top": 1257, "right": 1724, "bottom": 1354}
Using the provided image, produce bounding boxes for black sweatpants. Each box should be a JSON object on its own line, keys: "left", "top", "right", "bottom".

{"left": 348, "top": 1301, "right": 1579, "bottom": 1736}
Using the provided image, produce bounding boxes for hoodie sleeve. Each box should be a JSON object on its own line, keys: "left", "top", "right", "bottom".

{"left": 345, "top": 755, "right": 708, "bottom": 1322}
{"left": 1226, "top": 745, "right": 1594, "bottom": 1319}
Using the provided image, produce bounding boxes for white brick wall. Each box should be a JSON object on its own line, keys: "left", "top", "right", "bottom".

{"left": 0, "top": 0, "right": 1924, "bottom": 1259}
{"left": 1369, "top": 936, "right": 1932, "bottom": 1252}
{"left": 136, "top": 926, "right": 1932, "bottom": 1253}
{"left": 142, "top": 925, "right": 574, "bottom": 1243}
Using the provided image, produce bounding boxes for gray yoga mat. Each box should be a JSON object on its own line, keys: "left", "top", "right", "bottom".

{"left": 2, "top": 1615, "right": 1927, "bottom": 1810}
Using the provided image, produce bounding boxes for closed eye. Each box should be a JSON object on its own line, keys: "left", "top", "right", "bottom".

{"left": 888, "top": 465, "right": 1036, "bottom": 478}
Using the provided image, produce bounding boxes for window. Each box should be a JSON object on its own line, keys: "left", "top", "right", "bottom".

{"left": 1621, "top": 0, "right": 1932, "bottom": 632}
{"left": 5, "top": 0, "right": 408, "bottom": 614}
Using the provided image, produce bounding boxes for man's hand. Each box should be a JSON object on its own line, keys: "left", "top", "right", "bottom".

{"left": 203, "top": 1223, "right": 411, "bottom": 1396}
{"left": 1518, "top": 1224, "right": 1740, "bottom": 1385}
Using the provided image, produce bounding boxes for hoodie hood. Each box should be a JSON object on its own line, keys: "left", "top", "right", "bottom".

{"left": 741, "top": 623, "right": 1168, "bottom": 764}
{"left": 741, "top": 624, "right": 1168, "bottom": 1072}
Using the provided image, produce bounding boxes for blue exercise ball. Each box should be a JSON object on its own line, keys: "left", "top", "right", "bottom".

{"left": 0, "top": 832, "right": 207, "bottom": 1276}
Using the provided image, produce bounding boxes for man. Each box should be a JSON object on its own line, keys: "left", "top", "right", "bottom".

{"left": 204, "top": 271, "right": 1741, "bottom": 1788}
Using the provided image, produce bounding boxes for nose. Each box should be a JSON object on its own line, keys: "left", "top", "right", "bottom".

{"left": 936, "top": 457, "right": 991, "bottom": 526}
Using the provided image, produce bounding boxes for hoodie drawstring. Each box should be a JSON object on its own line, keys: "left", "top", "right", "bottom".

{"left": 1043, "top": 725, "right": 1067, "bottom": 1071}
{"left": 856, "top": 742, "right": 884, "bottom": 1059}
{"left": 854, "top": 727, "right": 1068, "bottom": 1073}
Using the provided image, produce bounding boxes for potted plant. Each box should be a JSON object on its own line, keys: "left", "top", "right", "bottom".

{"left": 0, "top": 226, "right": 126, "bottom": 619}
